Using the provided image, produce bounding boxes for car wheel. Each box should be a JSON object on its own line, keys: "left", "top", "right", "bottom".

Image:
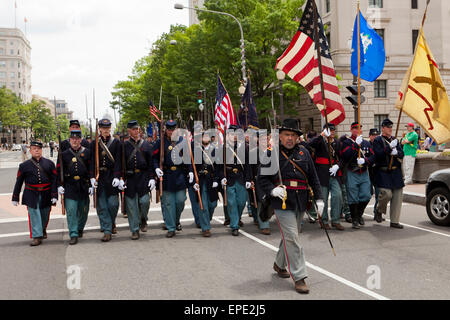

{"left": 426, "top": 187, "right": 450, "bottom": 226}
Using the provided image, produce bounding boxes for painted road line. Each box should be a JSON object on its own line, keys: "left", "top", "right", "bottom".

{"left": 212, "top": 217, "right": 390, "bottom": 301}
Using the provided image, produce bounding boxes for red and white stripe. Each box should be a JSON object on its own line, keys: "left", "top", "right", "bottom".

{"left": 276, "top": 32, "right": 345, "bottom": 125}
{"left": 214, "top": 92, "right": 236, "bottom": 142}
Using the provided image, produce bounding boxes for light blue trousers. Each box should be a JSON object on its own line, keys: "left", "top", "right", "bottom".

{"left": 97, "top": 191, "right": 119, "bottom": 235}
{"left": 346, "top": 171, "right": 372, "bottom": 205}
{"left": 27, "top": 195, "right": 50, "bottom": 239}
{"left": 161, "top": 190, "right": 187, "bottom": 232}
{"left": 321, "top": 177, "right": 343, "bottom": 224}
{"left": 226, "top": 182, "right": 247, "bottom": 230}
{"left": 198, "top": 181, "right": 218, "bottom": 232}
{"left": 65, "top": 197, "right": 89, "bottom": 238}
{"left": 125, "top": 193, "right": 150, "bottom": 233}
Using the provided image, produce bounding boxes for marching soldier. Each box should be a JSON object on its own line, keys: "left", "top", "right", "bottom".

{"left": 192, "top": 131, "right": 220, "bottom": 237}
{"left": 12, "top": 141, "right": 58, "bottom": 246}
{"left": 60, "top": 120, "right": 91, "bottom": 152}
{"left": 368, "top": 128, "right": 383, "bottom": 221}
{"left": 90, "top": 119, "right": 122, "bottom": 242}
{"left": 308, "top": 123, "right": 345, "bottom": 231}
{"left": 153, "top": 120, "right": 194, "bottom": 238}
{"left": 218, "top": 125, "right": 252, "bottom": 236}
{"left": 258, "top": 119, "right": 323, "bottom": 294}
{"left": 341, "top": 122, "right": 375, "bottom": 229}
{"left": 373, "top": 119, "right": 405, "bottom": 228}
{"left": 57, "top": 131, "right": 92, "bottom": 245}
{"left": 122, "top": 120, "right": 155, "bottom": 240}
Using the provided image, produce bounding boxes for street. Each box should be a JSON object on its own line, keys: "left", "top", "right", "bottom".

{"left": 0, "top": 151, "right": 449, "bottom": 300}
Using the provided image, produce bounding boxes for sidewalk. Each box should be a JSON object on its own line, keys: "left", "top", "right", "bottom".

{"left": 403, "top": 183, "right": 426, "bottom": 206}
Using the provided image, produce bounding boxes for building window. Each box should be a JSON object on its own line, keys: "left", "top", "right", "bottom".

{"left": 412, "top": 0, "right": 418, "bottom": 9}
{"left": 369, "top": 0, "right": 383, "bottom": 8}
{"left": 10, "top": 72, "right": 15, "bottom": 79}
{"left": 0, "top": 48, "right": 3, "bottom": 55}
{"left": 0, "top": 72, "right": 5, "bottom": 79}
{"left": 309, "top": 118, "right": 314, "bottom": 131}
{"left": 375, "top": 29, "right": 385, "bottom": 46}
{"left": 0, "top": 82, "right": 5, "bottom": 88}
{"left": 0, "top": 61, "right": 5, "bottom": 68}
{"left": 10, "top": 49, "right": 14, "bottom": 55}
{"left": 374, "top": 114, "right": 389, "bottom": 132}
{"left": 18, "top": 61, "right": 20, "bottom": 68}
{"left": 412, "top": 29, "right": 419, "bottom": 53}
{"left": 10, "top": 82, "right": 15, "bottom": 89}
{"left": 10, "top": 61, "right": 14, "bottom": 68}
{"left": 374, "top": 80, "right": 387, "bottom": 98}
{"left": 326, "top": 0, "right": 331, "bottom": 13}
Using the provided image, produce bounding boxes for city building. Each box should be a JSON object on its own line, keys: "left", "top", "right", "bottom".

{"left": 295, "top": 0, "right": 450, "bottom": 138}
{"left": 0, "top": 27, "right": 32, "bottom": 103}
{"left": 188, "top": 0, "right": 205, "bottom": 26}
{"left": 32, "top": 95, "right": 56, "bottom": 118}
{"left": 52, "top": 99, "right": 74, "bottom": 120}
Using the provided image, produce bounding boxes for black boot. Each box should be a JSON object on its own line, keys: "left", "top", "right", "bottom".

{"left": 350, "top": 204, "right": 360, "bottom": 229}
{"left": 358, "top": 201, "right": 370, "bottom": 226}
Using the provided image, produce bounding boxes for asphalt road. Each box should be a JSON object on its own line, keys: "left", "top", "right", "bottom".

{"left": 1, "top": 151, "right": 449, "bottom": 300}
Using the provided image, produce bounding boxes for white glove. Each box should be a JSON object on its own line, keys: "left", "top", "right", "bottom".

{"left": 391, "top": 148, "right": 398, "bottom": 156}
{"left": 271, "top": 186, "right": 286, "bottom": 200}
{"left": 89, "top": 187, "right": 94, "bottom": 196}
{"left": 322, "top": 128, "right": 331, "bottom": 137}
{"left": 58, "top": 186, "right": 65, "bottom": 195}
{"left": 51, "top": 198, "right": 57, "bottom": 205}
{"left": 221, "top": 178, "right": 227, "bottom": 187}
{"left": 316, "top": 200, "right": 325, "bottom": 214}
{"left": 112, "top": 178, "right": 120, "bottom": 188}
{"left": 12, "top": 201, "right": 19, "bottom": 206}
{"left": 118, "top": 179, "right": 126, "bottom": 191}
{"left": 148, "top": 179, "right": 156, "bottom": 191}
{"left": 357, "top": 158, "right": 365, "bottom": 166}
{"left": 188, "top": 172, "right": 194, "bottom": 184}
{"left": 390, "top": 139, "right": 398, "bottom": 149}
{"left": 193, "top": 183, "right": 199, "bottom": 192}
{"left": 245, "top": 182, "right": 252, "bottom": 189}
{"left": 356, "top": 135, "right": 363, "bottom": 145}
{"left": 90, "top": 178, "right": 98, "bottom": 189}
{"left": 155, "top": 168, "right": 164, "bottom": 178}
{"left": 212, "top": 182, "right": 219, "bottom": 188}
{"left": 329, "top": 164, "right": 339, "bottom": 177}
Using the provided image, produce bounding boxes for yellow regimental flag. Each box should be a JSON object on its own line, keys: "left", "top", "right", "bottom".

{"left": 396, "top": 30, "right": 450, "bottom": 144}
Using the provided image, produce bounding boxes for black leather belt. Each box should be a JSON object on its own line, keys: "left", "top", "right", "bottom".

{"left": 99, "top": 167, "right": 108, "bottom": 172}
{"left": 379, "top": 166, "right": 398, "bottom": 172}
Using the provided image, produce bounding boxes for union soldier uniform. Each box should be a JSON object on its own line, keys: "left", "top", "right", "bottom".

{"left": 218, "top": 125, "right": 252, "bottom": 236}
{"left": 341, "top": 123, "right": 375, "bottom": 229}
{"left": 57, "top": 131, "right": 91, "bottom": 244}
{"left": 258, "top": 119, "right": 323, "bottom": 294}
{"left": 12, "top": 141, "right": 58, "bottom": 246}
{"left": 60, "top": 120, "right": 90, "bottom": 152}
{"left": 123, "top": 120, "right": 155, "bottom": 239}
{"left": 369, "top": 128, "right": 381, "bottom": 219}
{"left": 153, "top": 120, "right": 193, "bottom": 237}
{"left": 90, "top": 119, "right": 122, "bottom": 241}
{"left": 308, "top": 124, "right": 344, "bottom": 229}
{"left": 373, "top": 119, "right": 405, "bottom": 228}
{"left": 193, "top": 137, "right": 220, "bottom": 237}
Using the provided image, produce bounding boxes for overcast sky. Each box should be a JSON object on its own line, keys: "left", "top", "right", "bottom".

{"left": 0, "top": 0, "right": 189, "bottom": 127}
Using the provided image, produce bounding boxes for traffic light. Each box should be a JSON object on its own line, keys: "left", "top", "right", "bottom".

{"left": 346, "top": 83, "right": 366, "bottom": 106}
{"left": 197, "top": 90, "right": 203, "bottom": 104}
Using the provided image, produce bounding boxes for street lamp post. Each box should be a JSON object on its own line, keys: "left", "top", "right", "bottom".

{"left": 174, "top": 3, "right": 247, "bottom": 85}
{"left": 276, "top": 70, "right": 286, "bottom": 122}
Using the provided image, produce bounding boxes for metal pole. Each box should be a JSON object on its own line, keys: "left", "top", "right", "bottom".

{"left": 279, "top": 79, "right": 285, "bottom": 122}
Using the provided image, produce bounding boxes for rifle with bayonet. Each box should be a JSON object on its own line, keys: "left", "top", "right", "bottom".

{"left": 120, "top": 124, "right": 126, "bottom": 216}
{"left": 156, "top": 112, "right": 164, "bottom": 203}
{"left": 57, "top": 127, "right": 65, "bottom": 215}
{"left": 94, "top": 119, "right": 99, "bottom": 208}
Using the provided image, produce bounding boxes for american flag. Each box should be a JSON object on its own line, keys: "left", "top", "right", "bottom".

{"left": 275, "top": 0, "right": 345, "bottom": 125}
{"left": 214, "top": 75, "right": 236, "bottom": 141}
{"left": 149, "top": 99, "right": 161, "bottom": 122}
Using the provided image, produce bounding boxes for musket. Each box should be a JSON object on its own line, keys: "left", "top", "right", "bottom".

{"left": 314, "top": 200, "right": 336, "bottom": 256}
{"left": 57, "top": 127, "right": 65, "bottom": 216}
{"left": 223, "top": 127, "right": 227, "bottom": 207}
{"left": 187, "top": 132, "right": 203, "bottom": 210}
{"left": 94, "top": 119, "right": 99, "bottom": 208}
{"left": 120, "top": 124, "right": 126, "bottom": 215}
{"left": 156, "top": 112, "right": 164, "bottom": 203}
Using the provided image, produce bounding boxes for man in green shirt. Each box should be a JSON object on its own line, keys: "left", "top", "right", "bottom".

{"left": 401, "top": 123, "right": 418, "bottom": 185}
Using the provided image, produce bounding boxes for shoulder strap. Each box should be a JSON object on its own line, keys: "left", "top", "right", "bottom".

{"left": 99, "top": 138, "right": 115, "bottom": 163}
{"left": 281, "top": 150, "right": 309, "bottom": 184}
{"left": 127, "top": 140, "right": 144, "bottom": 165}
{"left": 69, "top": 147, "right": 87, "bottom": 172}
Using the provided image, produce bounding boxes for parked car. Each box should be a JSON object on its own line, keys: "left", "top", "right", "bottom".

{"left": 11, "top": 144, "right": 22, "bottom": 151}
{"left": 426, "top": 168, "right": 450, "bottom": 226}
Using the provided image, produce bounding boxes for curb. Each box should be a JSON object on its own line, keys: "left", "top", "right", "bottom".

{"left": 403, "top": 191, "right": 426, "bottom": 206}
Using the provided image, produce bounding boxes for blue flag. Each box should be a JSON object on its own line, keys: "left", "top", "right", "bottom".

{"left": 238, "top": 79, "right": 259, "bottom": 130}
{"left": 351, "top": 11, "right": 385, "bottom": 82}
{"left": 147, "top": 123, "right": 153, "bottom": 137}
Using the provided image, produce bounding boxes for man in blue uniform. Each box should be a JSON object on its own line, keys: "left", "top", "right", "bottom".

{"left": 218, "top": 125, "right": 252, "bottom": 237}
{"left": 341, "top": 122, "right": 375, "bottom": 229}
{"left": 90, "top": 119, "right": 122, "bottom": 242}
{"left": 373, "top": 119, "right": 405, "bottom": 228}
{"left": 122, "top": 120, "right": 155, "bottom": 240}
{"left": 153, "top": 120, "right": 194, "bottom": 238}
{"left": 308, "top": 123, "right": 345, "bottom": 231}
{"left": 57, "top": 131, "right": 92, "bottom": 245}
{"left": 369, "top": 128, "right": 383, "bottom": 221}
{"left": 60, "top": 120, "right": 91, "bottom": 152}
{"left": 12, "top": 141, "right": 58, "bottom": 246}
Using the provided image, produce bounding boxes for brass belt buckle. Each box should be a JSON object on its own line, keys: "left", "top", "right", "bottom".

{"left": 171, "top": 166, "right": 177, "bottom": 171}
{"left": 290, "top": 181, "right": 298, "bottom": 187}
{"left": 135, "top": 169, "right": 140, "bottom": 173}
{"left": 232, "top": 168, "right": 238, "bottom": 174}
{"left": 74, "top": 176, "right": 80, "bottom": 181}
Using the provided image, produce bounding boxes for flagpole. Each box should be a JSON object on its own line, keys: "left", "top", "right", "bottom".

{"left": 389, "top": 0, "right": 430, "bottom": 169}
{"left": 313, "top": 0, "right": 332, "bottom": 167}
{"left": 357, "top": 0, "right": 362, "bottom": 159}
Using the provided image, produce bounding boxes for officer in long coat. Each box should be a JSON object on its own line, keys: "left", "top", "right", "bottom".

{"left": 373, "top": 119, "right": 405, "bottom": 228}
{"left": 258, "top": 119, "right": 323, "bottom": 294}
{"left": 90, "top": 119, "right": 122, "bottom": 242}
{"left": 122, "top": 120, "right": 155, "bottom": 240}
{"left": 57, "top": 131, "right": 92, "bottom": 245}
{"left": 153, "top": 120, "right": 194, "bottom": 238}
{"left": 12, "top": 141, "right": 58, "bottom": 246}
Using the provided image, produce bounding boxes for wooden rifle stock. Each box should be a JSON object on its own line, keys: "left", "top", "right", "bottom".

{"left": 57, "top": 129, "right": 65, "bottom": 216}
{"left": 120, "top": 126, "right": 126, "bottom": 214}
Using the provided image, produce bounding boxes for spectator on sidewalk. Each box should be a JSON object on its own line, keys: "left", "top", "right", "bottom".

{"left": 49, "top": 141, "right": 55, "bottom": 157}
{"left": 401, "top": 123, "right": 418, "bottom": 185}
{"left": 21, "top": 140, "right": 28, "bottom": 162}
